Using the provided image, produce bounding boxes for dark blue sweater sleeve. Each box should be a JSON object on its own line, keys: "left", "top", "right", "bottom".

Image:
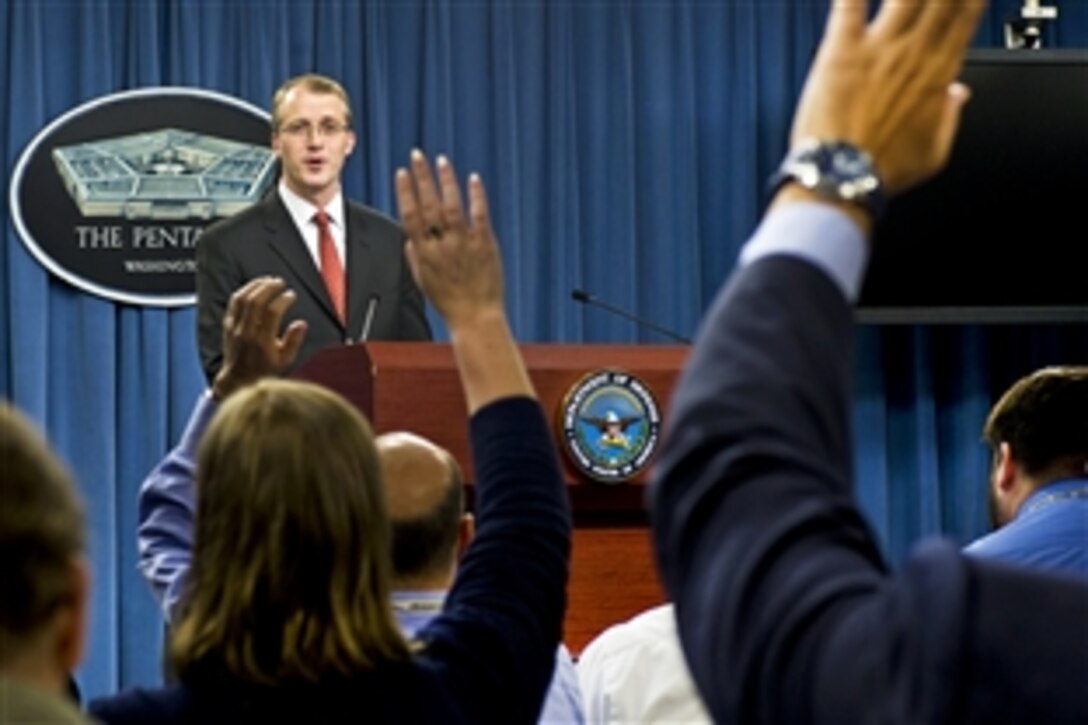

{"left": 650, "top": 255, "right": 1088, "bottom": 724}
{"left": 419, "top": 395, "right": 572, "bottom": 723}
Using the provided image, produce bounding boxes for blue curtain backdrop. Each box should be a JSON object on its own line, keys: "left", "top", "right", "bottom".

{"left": 2, "top": 0, "right": 1086, "bottom": 700}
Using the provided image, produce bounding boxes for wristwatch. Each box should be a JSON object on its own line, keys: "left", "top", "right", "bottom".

{"left": 768, "top": 140, "right": 886, "bottom": 221}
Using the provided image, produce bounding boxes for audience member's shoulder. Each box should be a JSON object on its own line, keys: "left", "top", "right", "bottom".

{"left": 627, "top": 603, "right": 678, "bottom": 632}
{"left": 966, "top": 528, "right": 1088, "bottom": 578}
{"left": 0, "top": 678, "right": 91, "bottom": 724}
{"left": 580, "top": 603, "right": 678, "bottom": 661}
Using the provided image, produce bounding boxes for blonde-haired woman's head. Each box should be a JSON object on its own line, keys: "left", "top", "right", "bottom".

{"left": 172, "top": 379, "right": 409, "bottom": 684}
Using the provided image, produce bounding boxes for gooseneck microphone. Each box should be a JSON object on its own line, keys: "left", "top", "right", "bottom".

{"left": 359, "top": 294, "right": 381, "bottom": 342}
{"left": 571, "top": 289, "right": 691, "bottom": 344}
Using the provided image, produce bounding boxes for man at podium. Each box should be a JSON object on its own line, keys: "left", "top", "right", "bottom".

{"left": 196, "top": 73, "right": 430, "bottom": 382}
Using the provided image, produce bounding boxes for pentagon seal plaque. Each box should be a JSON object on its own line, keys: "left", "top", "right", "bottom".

{"left": 10, "top": 87, "right": 272, "bottom": 307}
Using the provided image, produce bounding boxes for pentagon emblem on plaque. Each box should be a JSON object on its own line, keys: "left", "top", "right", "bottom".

{"left": 11, "top": 87, "right": 273, "bottom": 307}
{"left": 559, "top": 369, "right": 661, "bottom": 483}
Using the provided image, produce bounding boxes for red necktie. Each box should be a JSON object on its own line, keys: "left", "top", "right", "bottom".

{"left": 313, "top": 209, "right": 346, "bottom": 324}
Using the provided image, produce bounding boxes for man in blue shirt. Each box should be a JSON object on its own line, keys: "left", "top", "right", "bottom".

{"left": 965, "top": 366, "right": 1088, "bottom": 576}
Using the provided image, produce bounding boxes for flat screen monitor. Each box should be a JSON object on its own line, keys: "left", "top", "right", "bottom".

{"left": 859, "top": 49, "right": 1088, "bottom": 323}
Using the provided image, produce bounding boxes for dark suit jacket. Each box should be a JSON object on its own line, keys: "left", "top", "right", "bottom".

{"left": 650, "top": 254, "right": 1088, "bottom": 724}
{"left": 196, "top": 191, "right": 431, "bottom": 382}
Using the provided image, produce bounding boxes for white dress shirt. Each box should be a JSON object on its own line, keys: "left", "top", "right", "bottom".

{"left": 277, "top": 181, "right": 347, "bottom": 271}
{"left": 577, "top": 604, "right": 711, "bottom": 724}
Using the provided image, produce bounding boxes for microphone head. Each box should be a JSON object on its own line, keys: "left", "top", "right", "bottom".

{"left": 359, "top": 293, "right": 381, "bottom": 342}
{"left": 571, "top": 289, "right": 590, "bottom": 303}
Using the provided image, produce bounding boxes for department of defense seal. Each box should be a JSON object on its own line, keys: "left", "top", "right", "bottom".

{"left": 559, "top": 369, "right": 661, "bottom": 483}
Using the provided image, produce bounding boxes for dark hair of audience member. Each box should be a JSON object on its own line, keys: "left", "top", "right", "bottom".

{"left": 983, "top": 366, "right": 1088, "bottom": 479}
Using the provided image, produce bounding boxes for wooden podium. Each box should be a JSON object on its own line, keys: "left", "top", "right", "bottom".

{"left": 294, "top": 341, "right": 688, "bottom": 653}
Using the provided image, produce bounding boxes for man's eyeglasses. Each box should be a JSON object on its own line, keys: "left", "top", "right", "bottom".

{"left": 278, "top": 120, "right": 349, "bottom": 139}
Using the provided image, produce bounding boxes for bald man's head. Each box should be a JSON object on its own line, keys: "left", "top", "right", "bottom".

{"left": 376, "top": 432, "right": 465, "bottom": 586}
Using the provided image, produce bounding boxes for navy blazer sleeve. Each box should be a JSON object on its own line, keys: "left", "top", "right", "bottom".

{"left": 650, "top": 220, "right": 1088, "bottom": 724}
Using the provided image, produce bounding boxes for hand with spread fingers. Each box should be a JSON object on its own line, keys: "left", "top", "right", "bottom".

{"left": 211, "top": 277, "right": 307, "bottom": 401}
{"left": 395, "top": 150, "right": 533, "bottom": 414}
{"left": 395, "top": 150, "right": 504, "bottom": 333}
{"left": 789, "top": 0, "right": 987, "bottom": 195}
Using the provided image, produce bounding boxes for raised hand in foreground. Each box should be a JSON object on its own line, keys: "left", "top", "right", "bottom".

{"left": 395, "top": 150, "right": 534, "bottom": 413}
{"left": 790, "top": 0, "right": 986, "bottom": 195}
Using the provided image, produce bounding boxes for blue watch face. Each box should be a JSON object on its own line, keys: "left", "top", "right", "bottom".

{"left": 831, "top": 145, "right": 871, "bottom": 176}
{"left": 777, "top": 140, "right": 885, "bottom": 218}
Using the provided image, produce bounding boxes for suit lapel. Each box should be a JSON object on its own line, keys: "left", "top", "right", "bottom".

{"left": 260, "top": 194, "right": 342, "bottom": 328}
{"left": 345, "top": 202, "right": 377, "bottom": 336}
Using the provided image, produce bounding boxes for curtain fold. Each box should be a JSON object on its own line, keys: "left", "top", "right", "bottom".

{"left": 2, "top": 0, "right": 1086, "bottom": 698}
